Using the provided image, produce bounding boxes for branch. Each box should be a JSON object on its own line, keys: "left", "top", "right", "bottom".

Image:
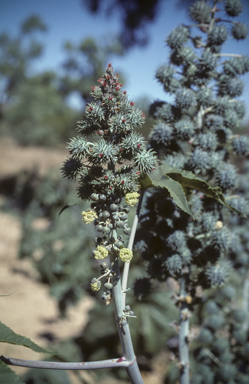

{"left": 215, "top": 53, "right": 242, "bottom": 58}
{"left": 122, "top": 190, "right": 144, "bottom": 305}
{"left": 110, "top": 248, "right": 145, "bottom": 384}
{"left": 0, "top": 355, "right": 132, "bottom": 370}
{"left": 179, "top": 274, "right": 190, "bottom": 384}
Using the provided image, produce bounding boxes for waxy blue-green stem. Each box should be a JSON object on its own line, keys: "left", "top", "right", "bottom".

{"left": 111, "top": 226, "right": 144, "bottom": 384}
{"left": 122, "top": 189, "right": 144, "bottom": 306}
{"left": 179, "top": 274, "right": 190, "bottom": 384}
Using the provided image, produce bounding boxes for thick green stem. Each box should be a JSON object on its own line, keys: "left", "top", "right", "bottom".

{"left": 243, "top": 275, "right": 249, "bottom": 331}
{"left": 0, "top": 356, "right": 130, "bottom": 370}
{"left": 122, "top": 190, "right": 144, "bottom": 305}
{"left": 111, "top": 244, "right": 144, "bottom": 384}
{"left": 179, "top": 274, "right": 190, "bottom": 384}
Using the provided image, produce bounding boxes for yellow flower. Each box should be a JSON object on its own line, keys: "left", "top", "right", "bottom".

{"left": 81, "top": 209, "right": 97, "bottom": 224}
{"left": 93, "top": 245, "right": 109, "bottom": 260}
{"left": 119, "top": 248, "right": 133, "bottom": 262}
{"left": 125, "top": 192, "right": 140, "bottom": 207}
{"left": 91, "top": 279, "right": 101, "bottom": 291}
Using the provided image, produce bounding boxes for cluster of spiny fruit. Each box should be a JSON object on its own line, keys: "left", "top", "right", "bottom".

{"left": 90, "top": 192, "right": 132, "bottom": 238}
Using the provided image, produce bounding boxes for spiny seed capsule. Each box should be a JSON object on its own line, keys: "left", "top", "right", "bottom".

{"left": 100, "top": 262, "right": 108, "bottom": 268}
{"left": 91, "top": 193, "right": 99, "bottom": 201}
{"left": 104, "top": 282, "right": 113, "bottom": 290}
{"left": 123, "top": 227, "right": 131, "bottom": 235}
{"left": 103, "top": 227, "right": 111, "bottom": 234}
{"left": 99, "top": 194, "right": 107, "bottom": 201}
{"left": 116, "top": 241, "right": 124, "bottom": 248}
{"left": 110, "top": 203, "right": 119, "bottom": 211}
{"left": 102, "top": 211, "right": 110, "bottom": 218}
{"left": 119, "top": 213, "right": 128, "bottom": 220}
{"left": 117, "top": 221, "right": 125, "bottom": 228}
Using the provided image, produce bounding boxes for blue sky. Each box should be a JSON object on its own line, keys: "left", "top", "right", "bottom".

{"left": 1, "top": 0, "right": 249, "bottom": 121}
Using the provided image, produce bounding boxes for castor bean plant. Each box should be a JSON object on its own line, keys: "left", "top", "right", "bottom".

{"left": 1, "top": 1, "right": 248, "bottom": 383}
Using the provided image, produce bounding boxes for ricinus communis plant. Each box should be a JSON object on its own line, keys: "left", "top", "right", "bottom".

{"left": 0, "top": 63, "right": 158, "bottom": 384}
{"left": 133, "top": 1, "right": 249, "bottom": 383}
{"left": 1, "top": 60, "right": 230, "bottom": 384}
{"left": 1, "top": 2, "right": 248, "bottom": 382}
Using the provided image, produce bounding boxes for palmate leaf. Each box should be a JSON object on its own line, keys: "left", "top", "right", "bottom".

{"left": 138, "top": 164, "right": 245, "bottom": 218}
{"left": 158, "top": 175, "right": 194, "bottom": 217}
{"left": 0, "top": 321, "right": 50, "bottom": 353}
{"left": 139, "top": 169, "right": 193, "bottom": 217}
{"left": 0, "top": 360, "right": 25, "bottom": 384}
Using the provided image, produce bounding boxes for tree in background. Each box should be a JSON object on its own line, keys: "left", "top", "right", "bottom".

{"left": 60, "top": 37, "right": 125, "bottom": 106}
{"left": 0, "top": 15, "right": 76, "bottom": 145}
{"left": 0, "top": 16, "right": 126, "bottom": 146}
{"left": 2, "top": 71, "right": 79, "bottom": 146}
{"left": 0, "top": 15, "right": 46, "bottom": 113}
{"left": 82, "top": 0, "right": 195, "bottom": 49}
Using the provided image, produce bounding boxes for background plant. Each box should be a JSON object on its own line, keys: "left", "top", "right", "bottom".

{"left": 133, "top": 1, "right": 249, "bottom": 383}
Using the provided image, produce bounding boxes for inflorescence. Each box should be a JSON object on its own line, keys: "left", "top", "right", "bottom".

{"left": 61, "top": 63, "right": 157, "bottom": 299}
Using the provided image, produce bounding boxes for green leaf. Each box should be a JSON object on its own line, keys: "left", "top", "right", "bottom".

{"left": 138, "top": 164, "right": 245, "bottom": 218}
{"left": 138, "top": 171, "right": 193, "bottom": 217}
{"left": 58, "top": 197, "right": 82, "bottom": 216}
{"left": 0, "top": 360, "right": 25, "bottom": 384}
{"left": 159, "top": 175, "right": 194, "bottom": 217}
{"left": 161, "top": 164, "right": 246, "bottom": 217}
{"left": 0, "top": 321, "right": 50, "bottom": 354}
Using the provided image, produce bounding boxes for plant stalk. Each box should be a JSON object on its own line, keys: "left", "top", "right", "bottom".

{"left": 0, "top": 355, "right": 130, "bottom": 370}
{"left": 122, "top": 189, "right": 144, "bottom": 305}
{"left": 179, "top": 274, "right": 190, "bottom": 384}
{"left": 111, "top": 235, "right": 144, "bottom": 384}
{"left": 242, "top": 275, "right": 249, "bottom": 331}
